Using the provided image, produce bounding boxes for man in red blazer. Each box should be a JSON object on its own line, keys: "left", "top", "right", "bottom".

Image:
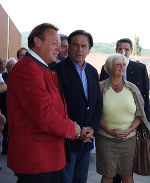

{"left": 7, "top": 23, "right": 80, "bottom": 183}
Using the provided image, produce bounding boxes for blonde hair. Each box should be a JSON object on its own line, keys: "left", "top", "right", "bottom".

{"left": 0, "top": 58, "right": 6, "bottom": 65}
{"left": 105, "top": 53, "right": 127, "bottom": 74}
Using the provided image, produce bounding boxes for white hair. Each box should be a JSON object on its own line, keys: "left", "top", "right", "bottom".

{"left": 6, "top": 58, "right": 17, "bottom": 65}
{"left": 105, "top": 53, "right": 127, "bottom": 74}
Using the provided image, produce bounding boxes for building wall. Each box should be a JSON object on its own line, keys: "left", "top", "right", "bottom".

{"left": 9, "top": 18, "right": 21, "bottom": 59}
{"left": 0, "top": 4, "right": 21, "bottom": 60}
{"left": 0, "top": 4, "right": 8, "bottom": 59}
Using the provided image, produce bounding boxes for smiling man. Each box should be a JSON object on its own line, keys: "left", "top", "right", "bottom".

{"left": 54, "top": 30, "right": 103, "bottom": 183}
{"left": 7, "top": 23, "right": 81, "bottom": 183}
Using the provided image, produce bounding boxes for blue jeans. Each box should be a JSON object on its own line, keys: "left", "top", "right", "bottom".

{"left": 62, "top": 151, "right": 90, "bottom": 183}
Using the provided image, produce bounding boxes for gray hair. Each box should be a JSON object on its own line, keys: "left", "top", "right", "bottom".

{"left": 6, "top": 58, "right": 17, "bottom": 65}
{"left": 105, "top": 53, "right": 127, "bottom": 75}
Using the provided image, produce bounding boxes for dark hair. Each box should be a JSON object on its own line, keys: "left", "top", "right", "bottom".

{"left": 67, "top": 30, "right": 93, "bottom": 49}
{"left": 116, "top": 38, "right": 133, "bottom": 49}
{"left": 59, "top": 34, "right": 68, "bottom": 41}
{"left": 17, "top": 47, "right": 28, "bottom": 59}
{"left": 28, "top": 23, "right": 59, "bottom": 49}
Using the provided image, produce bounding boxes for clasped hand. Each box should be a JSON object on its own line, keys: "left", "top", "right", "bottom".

{"left": 111, "top": 128, "right": 131, "bottom": 140}
{"left": 78, "top": 126, "right": 94, "bottom": 142}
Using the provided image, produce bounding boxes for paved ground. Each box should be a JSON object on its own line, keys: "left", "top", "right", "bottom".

{"left": 0, "top": 153, "right": 150, "bottom": 183}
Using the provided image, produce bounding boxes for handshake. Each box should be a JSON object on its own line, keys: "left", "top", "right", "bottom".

{"left": 75, "top": 122, "right": 94, "bottom": 143}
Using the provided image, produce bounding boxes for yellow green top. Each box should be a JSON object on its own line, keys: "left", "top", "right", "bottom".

{"left": 98, "top": 86, "right": 137, "bottom": 138}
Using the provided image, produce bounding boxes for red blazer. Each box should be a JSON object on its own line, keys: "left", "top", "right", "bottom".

{"left": 7, "top": 54, "right": 75, "bottom": 174}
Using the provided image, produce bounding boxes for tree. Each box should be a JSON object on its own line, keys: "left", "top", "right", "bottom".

{"left": 133, "top": 35, "right": 142, "bottom": 55}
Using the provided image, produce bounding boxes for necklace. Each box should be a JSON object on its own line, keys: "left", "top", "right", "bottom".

{"left": 111, "top": 80, "right": 123, "bottom": 92}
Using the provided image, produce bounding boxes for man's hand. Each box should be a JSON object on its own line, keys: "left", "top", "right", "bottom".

{"left": 79, "top": 126, "right": 94, "bottom": 143}
{"left": 75, "top": 122, "right": 81, "bottom": 139}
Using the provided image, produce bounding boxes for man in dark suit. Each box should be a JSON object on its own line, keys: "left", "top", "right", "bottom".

{"left": 54, "top": 30, "right": 103, "bottom": 183}
{"left": 100, "top": 38, "right": 150, "bottom": 183}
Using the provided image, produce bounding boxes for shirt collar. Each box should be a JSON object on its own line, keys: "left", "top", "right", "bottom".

{"left": 69, "top": 56, "right": 87, "bottom": 70}
{"left": 126, "top": 58, "right": 130, "bottom": 67}
{"left": 28, "top": 50, "right": 48, "bottom": 66}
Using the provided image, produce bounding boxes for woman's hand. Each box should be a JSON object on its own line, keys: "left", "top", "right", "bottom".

{"left": 109, "top": 128, "right": 132, "bottom": 140}
{"left": 109, "top": 128, "right": 122, "bottom": 138}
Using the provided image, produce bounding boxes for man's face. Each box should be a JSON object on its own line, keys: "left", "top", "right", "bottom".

{"left": 57, "top": 39, "right": 68, "bottom": 61}
{"left": 68, "top": 35, "right": 90, "bottom": 66}
{"left": 6, "top": 60, "right": 16, "bottom": 73}
{"left": 116, "top": 42, "right": 132, "bottom": 59}
{"left": 18, "top": 49, "right": 27, "bottom": 60}
{"left": 34, "top": 29, "right": 61, "bottom": 64}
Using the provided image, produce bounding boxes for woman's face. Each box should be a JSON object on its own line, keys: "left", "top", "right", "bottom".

{"left": 0, "top": 61, "right": 6, "bottom": 72}
{"left": 111, "top": 60, "right": 126, "bottom": 77}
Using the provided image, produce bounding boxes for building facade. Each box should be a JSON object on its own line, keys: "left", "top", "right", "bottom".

{"left": 0, "top": 4, "right": 21, "bottom": 60}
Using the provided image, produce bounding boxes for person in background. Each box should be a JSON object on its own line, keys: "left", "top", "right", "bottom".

{"left": 2, "top": 58, "right": 17, "bottom": 84}
{"left": 0, "top": 73, "right": 7, "bottom": 94}
{"left": 6, "top": 58, "right": 17, "bottom": 73}
{"left": 0, "top": 58, "right": 7, "bottom": 154}
{"left": 54, "top": 30, "right": 103, "bottom": 183}
{"left": 0, "top": 58, "right": 6, "bottom": 74}
{"left": 99, "top": 38, "right": 150, "bottom": 183}
{"left": 96, "top": 53, "right": 150, "bottom": 183}
{"left": 7, "top": 23, "right": 80, "bottom": 183}
{"left": 0, "top": 112, "right": 6, "bottom": 154}
{"left": 57, "top": 34, "right": 68, "bottom": 62}
{"left": 17, "top": 47, "right": 27, "bottom": 60}
{"left": 0, "top": 112, "right": 6, "bottom": 170}
{"left": 0, "top": 58, "right": 17, "bottom": 155}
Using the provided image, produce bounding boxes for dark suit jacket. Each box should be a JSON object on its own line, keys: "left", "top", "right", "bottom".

{"left": 100, "top": 60, "right": 150, "bottom": 121}
{"left": 54, "top": 57, "right": 103, "bottom": 152}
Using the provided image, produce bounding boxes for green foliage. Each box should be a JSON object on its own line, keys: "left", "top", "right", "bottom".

{"left": 133, "top": 36, "right": 142, "bottom": 56}
{"left": 21, "top": 31, "right": 30, "bottom": 49}
{"left": 21, "top": 32, "right": 150, "bottom": 56}
{"left": 91, "top": 42, "right": 115, "bottom": 54}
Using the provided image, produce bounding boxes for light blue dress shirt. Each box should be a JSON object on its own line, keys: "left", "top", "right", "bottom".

{"left": 71, "top": 58, "right": 88, "bottom": 100}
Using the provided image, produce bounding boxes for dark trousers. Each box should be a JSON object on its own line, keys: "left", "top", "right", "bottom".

{"left": 15, "top": 170, "right": 62, "bottom": 183}
{"left": 113, "top": 175, "right": 121, "bottom": 183}
{"left": 62, "top": 151, "right": 90, "bottom": 183}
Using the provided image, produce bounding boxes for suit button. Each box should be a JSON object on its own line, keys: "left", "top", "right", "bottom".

{"left": 87, "top": 107, "right": 89, "bottom": 110}
{"left": 52, "top": 72, "right": 55, "bottom": 75}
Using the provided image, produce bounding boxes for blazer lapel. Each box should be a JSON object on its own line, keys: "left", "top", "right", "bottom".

{"left": 85, "top": 65, "right": 92, "bottom": 104}
{"left": 127, "top": 60, "right": 134, "bottom": 81}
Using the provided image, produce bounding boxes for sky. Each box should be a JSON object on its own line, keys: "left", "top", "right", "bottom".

{"left": 0, "top": 0, "right": 150, "bottom": 49}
